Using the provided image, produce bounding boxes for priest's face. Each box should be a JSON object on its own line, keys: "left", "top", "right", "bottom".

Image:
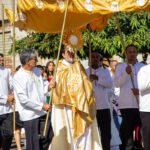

{"left": 62, "top": 49, "right": 75, "bottom": 64}
{"left": 0, "top": 56, "right": 4, "bottom": 67}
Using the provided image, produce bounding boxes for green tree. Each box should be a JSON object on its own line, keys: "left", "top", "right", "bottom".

{"left": 11, "top": 11, "right": 150, "bottom": 59}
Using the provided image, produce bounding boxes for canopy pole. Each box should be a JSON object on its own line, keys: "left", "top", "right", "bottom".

{"left": 88, "top": 24, "right": 92, "bottom": 76}
{"left": 115, "top": 13, "right": 139, "bottom": 106}
{"left": 13, "top": 0, "right": 16, "bottom": 132}
{"left": 2, "top": 4, "right": 6, "bottom": 67}
{"left": 43, "top": 0, "right": 70, "bottom": 136}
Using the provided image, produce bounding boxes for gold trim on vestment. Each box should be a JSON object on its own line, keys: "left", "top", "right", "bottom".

{"left": 52, "top": 60, "right": 96, "bottom": 140}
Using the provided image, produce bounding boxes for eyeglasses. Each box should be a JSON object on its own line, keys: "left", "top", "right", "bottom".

{"left": 0, "top": 60, "right": 4, "bottom": 62}
{"left": 30, "top": 57, "right": 38, "bottom": 62}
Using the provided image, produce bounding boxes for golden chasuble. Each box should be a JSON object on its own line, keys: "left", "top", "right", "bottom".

{"left": 52, "top": 60, "right": 96, "bottom": 140}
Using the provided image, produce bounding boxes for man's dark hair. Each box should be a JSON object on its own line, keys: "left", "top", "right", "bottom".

{"left": 91, "top": 51, "right": 103, "bottom": 61}
{"left": 36, "top": 65, "right": 44, "bottom": 71}
{"left": 125, "top": 44, "right": 137, "bottom": 52}
{"left": 0, "top": 53, "right": 4, "bottom": 57}
{"left": 16, "top": 65, "right": 21, "bottom": 71}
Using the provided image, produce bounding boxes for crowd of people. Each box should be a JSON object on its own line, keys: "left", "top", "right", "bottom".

{"left": 0, "top": 44, "right": 150, "bottom": 150}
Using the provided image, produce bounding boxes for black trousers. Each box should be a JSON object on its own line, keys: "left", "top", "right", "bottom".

{"left": 0, "top": 113, "right": 13, "bottom": 150}
{"left": 24, "top": 114, "right": 54, "bottom": 150}
{"left": 119, "top": 109, "right": 141, "bottom": 150}
{"left": 96, "top": 109, "right": 111, "bottom": 150}
{"left": 140, "top": 112, "right": 150, "bottom": 150}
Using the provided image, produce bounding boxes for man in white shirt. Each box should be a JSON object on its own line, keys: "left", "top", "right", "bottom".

{"left": 13, "top": 49, "right": 55, "bottom": 150}
{"left": 114, "top": 45, "right": 144, "bottom": 150}
{"left": 86, "top": 52, "right": 113, "bottom": 150}
{"left": 137, "top": 65, "right": 150, "bottom": 150}
{"left": 0, "top": 53, "right": 14, "bottom": 150}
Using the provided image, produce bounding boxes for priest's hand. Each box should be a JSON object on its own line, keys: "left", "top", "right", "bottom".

{"left": 90, "top": 74, "right": 98, "bottom": 81}
{"left": 48, "top": 79, "right": 56, "bottom": 91}
{"left": 42, "top": 104, "right": 52, "bottom": 112}
{"left": 131, "top": 88, "right": 139, "bottom": 96}
{"left": 7, "top": 94, "right": 14, "bottom": 104}
{"left": 126, "top": 65, "right": 132, "bottom": 74}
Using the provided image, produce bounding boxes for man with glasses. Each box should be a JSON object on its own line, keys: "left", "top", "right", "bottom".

{"left": 13, "top": 49, "right": 55, "bottom": 150}
{"left": 0, "top": 53, "right": 14, "bottom": 150}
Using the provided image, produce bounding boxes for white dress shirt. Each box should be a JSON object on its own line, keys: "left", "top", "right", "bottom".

{"left": 0, "top": 66, "right": 13, "bottom": 115}
{"left": 114, "top": 62, "right": 144, "bottom": 109}
{"left": 86, "top": 67, "right": 113, "bottom": 110}
{"left": 137, "top": 65, "right": 150, "bottom": 112}
{"left": 13, "top": 67, "right": 49, "bottom": 121}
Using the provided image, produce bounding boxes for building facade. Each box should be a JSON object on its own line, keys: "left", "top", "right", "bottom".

{"left": 0, "top": 0, "right": 27, "bottom": 69}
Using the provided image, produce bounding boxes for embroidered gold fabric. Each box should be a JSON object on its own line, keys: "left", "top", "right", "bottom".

{"left": 52, "top": 60, "right": 96, "bottom": 140}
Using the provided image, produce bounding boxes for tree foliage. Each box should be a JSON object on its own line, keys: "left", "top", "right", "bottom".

{"left": 12, "top": 11, "right": 150, "bottom": 59}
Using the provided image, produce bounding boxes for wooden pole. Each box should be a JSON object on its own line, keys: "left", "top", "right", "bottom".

{"left": 13, "top": 0, "right": 16, "bottom": 132}
{"left": 43, "top": 0, "right": 70, "bottom": 136}
{"left": 2, "top": 4, "right": 6, "bottom": 67}
{"left": 88, "top": 24, "right": 92, "bottom": 75}
{"left": 115, "top": 13, "right": 139, "bottom": 106}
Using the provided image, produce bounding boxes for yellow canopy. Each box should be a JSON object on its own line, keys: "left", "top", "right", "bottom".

{"left": 6, "top": 0, "right": 149, "bottom": 33}
{"left": 142, "top": 1, "right": 150, "bottom": 11}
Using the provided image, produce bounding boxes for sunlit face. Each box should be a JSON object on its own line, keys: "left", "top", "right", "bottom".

{"left": 0, "top": 56, "right": 4, "bottom": 67}
{"left": 48, "top": 63, "right": 54, "bottom": 72}
{"left": 62, "top": 49, "right": 75, "bottom": 64}
{"left": 27, "top": 57, "right": 38, "bottom": 69}
{"left": 126, "top": 46, "right": 137, "bottom": 62}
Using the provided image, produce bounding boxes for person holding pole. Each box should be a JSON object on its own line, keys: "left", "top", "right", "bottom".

{"left": 13, "top": 49, "right": 55, "bottom": 150}
{"left": 86, "top": 51, "right": 113, "bottom": 150}
{"left": 0, "top": 53, "right": 14, "bottom": 150}
{"left": 114, "top": 44, "right": 144, "bottom": 150}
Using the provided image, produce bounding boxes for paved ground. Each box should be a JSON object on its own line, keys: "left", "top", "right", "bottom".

{"left": 10, "top": 137, "right": 26, "bottom": 150}
{"left": 10, "top": 137, "right": 144, "bottom": 150}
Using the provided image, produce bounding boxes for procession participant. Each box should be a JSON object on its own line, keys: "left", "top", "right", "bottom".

{"left": 137, "top": 64, "right": 150, "bottom": 150}
{"left": 37, "top": 65, "right": 44, "bottom": 76}
{"left": 13, "top": 49, "right": 55, "bottom": 150}
{"left": 86, "top": 51, "right": 113, "bottom": 150}
{"left": 46, "top": 61, "right": 55, "bottom": 83}
{"left": 114, "top": 44, "right": 144, "bottom": 150}
{"left": 109, "top": 60, "right": 122, "bottom": 150}
{"left": 109, "top": 60, "right": 121, "bottom": 130}
{"left": 50, "top": 45, "right": 102, "bottom": 150}
{"left": 14, "top": 65, "right": 24, "bottom": 150}
{"left": 46, "top": 61, "right": 55, "bottom": 104}
{"left": 0, "top": 53, "right": 14, "bottom": 150}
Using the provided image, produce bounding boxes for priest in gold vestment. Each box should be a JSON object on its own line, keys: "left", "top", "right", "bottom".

{"left": 49, "top": 46, "right": 102, "bottom": 150}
